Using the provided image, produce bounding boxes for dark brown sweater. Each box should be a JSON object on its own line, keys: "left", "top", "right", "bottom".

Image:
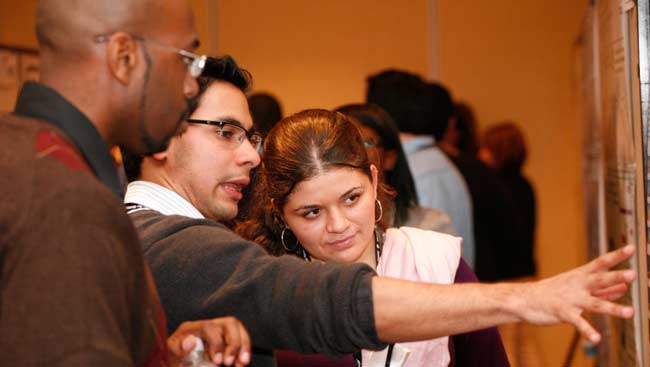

{"left": 0, "top": 113, "right": 168, "bottom": 366}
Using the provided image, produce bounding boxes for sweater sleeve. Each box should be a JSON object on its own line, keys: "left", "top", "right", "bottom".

{"left": 134, "top": 212, "right": 385, "bottom": 357}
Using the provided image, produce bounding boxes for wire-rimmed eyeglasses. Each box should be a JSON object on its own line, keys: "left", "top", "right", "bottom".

{"left": 187, "top": 118, "right": 263, "bottom": 151}
{"left": 93, "top": 33, "right": 207, "bottom": 78}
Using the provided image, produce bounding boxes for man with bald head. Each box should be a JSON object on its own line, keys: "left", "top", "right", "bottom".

{"left": 0, "top": 1, "right": 252, "bottom": 366}
{"left": 35, "top": 0, "right": 201, "bottom": 160}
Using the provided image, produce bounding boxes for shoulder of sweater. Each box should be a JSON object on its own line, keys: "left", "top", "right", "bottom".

{"left": 130, "top": 209, "right": 260, "bottom": 250}
{"left": 1, "top": 113, "right": 55, "bottom": 132}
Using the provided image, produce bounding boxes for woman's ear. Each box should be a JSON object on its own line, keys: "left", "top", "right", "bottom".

{"left": 370, "top": 164, "right": 379, "bottom": 197}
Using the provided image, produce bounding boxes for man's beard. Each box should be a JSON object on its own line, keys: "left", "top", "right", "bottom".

{"left": 140, "top": 106, "right": 188, "bottom": 155}
{"left": 137, "top": 43, "right": 189, "bottom": 155}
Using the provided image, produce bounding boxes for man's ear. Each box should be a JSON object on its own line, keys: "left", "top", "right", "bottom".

{"left": 151, "top": 151, "right": 167, "bottom": 161}
{"left": 105, "top": 32, "right": 140, "bottom": 85}
{"left": 150, "top": 136, "right": 178, "bottom": 162}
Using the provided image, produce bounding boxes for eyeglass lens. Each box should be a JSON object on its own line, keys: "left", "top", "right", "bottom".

{"left": 219, "top": 124, "right": 262, "bottom": 149}
{"left": 174, "top": 48, "right": 205, "bottom": 78}
{"left": 189, "top": 56, "right": 206, "bottom": 78}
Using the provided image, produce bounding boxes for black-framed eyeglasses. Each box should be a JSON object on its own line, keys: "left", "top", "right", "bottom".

{"left": 187, "top": 118, "right": 263, "bottom": 150}
{"left": 93, "top": 33, "right": 207, "bottom": 78}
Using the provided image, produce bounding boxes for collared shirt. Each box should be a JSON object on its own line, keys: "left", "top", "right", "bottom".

{"left": 124, "top": 180, "right": 205, "bottom": 219}
{"left": 14, "top": 81, "right": 123, "bottom": 197}
{"left": 401, "top": 135, "right": 476, "bottom": 268}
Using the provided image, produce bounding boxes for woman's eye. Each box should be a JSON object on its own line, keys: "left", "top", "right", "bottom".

{"left": 345, "top": 194, "right": 360, "bottom": 204}
{"left": 303, "top": 208, "right": 320, "bottom": 218}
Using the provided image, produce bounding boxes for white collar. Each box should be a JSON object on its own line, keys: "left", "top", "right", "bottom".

{"left": 124, "top": 180, "right": 205, "bottom": 219}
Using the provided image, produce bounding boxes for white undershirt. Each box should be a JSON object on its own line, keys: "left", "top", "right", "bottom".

{"left": 124, "top": 180, "right": 204, "bottom": 219}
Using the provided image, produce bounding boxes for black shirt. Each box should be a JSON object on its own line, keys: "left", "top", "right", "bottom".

{"left": 448, "top": 154, "right": 523, "bottom": 281}
{"left": 499, "top": 170, "right": 537, "bottom": 278}
{"left": 14, "top": 81, "right": 123, "bottom": 197}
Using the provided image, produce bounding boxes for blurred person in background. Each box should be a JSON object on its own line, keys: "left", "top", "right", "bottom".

{"left": 479, "top": 121, "right": 539, "bottom": 366}
{"left": 440, "top": 102, "right": 520, "bottom": 282}
{"left": 479, "top": 121, "right": 536, "bottom": 279}
{"left": 367, "top": 70, "right": 475, "bottom": 267}
{"left": 336, "top": 103, "right": 455, "bottom": 234}
{"left": 248, "top": 92, "right": 283, "bottom": 137}
{"left": 439, "top": 102, "right": 479, "bottom": 157}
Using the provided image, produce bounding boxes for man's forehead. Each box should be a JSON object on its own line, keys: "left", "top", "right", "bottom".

{"left": 194, "top": 83, "right": 253, "bottom": 129}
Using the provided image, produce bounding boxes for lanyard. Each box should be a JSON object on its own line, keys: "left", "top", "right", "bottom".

{"left": 125, "top": 202, "right": 149, "bottom": 214}
{"left": 373, "top": 228, "right": 396, "bottom": 367}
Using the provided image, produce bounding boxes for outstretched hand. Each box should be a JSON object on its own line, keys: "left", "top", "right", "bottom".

{"left": 518, "top": 244, "right": 636, "bottom": 343}
{"left": 168, "top": 316, "right": 251, "bottom": 367}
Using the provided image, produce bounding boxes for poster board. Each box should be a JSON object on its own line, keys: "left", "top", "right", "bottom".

{"left": 636, "top": 0, "right": 650, "bottom": 362}
{"left": 578, "top": 4, "right": 614, "bottom": 363}
{"left": 580, "top": 0, "right": 650, "bottom": 365}
{"left": 0, "top": 44, "right": 39, "bottom": 113}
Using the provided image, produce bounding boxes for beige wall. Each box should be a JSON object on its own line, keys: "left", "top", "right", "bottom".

{"left": 0, "top": 1, "right": 38, "bottom": 49}
{"left": 216, "top": 0, "right": 433, "bottom": 114}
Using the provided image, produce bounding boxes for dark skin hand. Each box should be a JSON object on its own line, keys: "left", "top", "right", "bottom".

{"left": 168, "top": 316, "right": 251, "bottom": 367}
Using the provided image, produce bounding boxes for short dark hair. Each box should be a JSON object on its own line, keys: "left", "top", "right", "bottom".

{"left": 366, "top": 70, "right": 454, "bottom": 140}
{"left": 366, "top": 69, "right": 430, "bottom": 135}
{"left": 453, "top": 102, "right": 479, "bottom": 157}
{"left": 248, "top": 92, "right": 283, "bottom": 137}
{"left": 425, "top": 82, "right": 454, "bottom": 140}
{"left": 122, "top": 55, "right": 252, "bottom": 182}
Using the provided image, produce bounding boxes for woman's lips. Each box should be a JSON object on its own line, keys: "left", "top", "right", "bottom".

{"left": 327, "top": 235, "right": 355, "bottom": 250}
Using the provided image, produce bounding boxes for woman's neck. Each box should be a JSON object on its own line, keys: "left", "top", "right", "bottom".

{"left": 358, "top": 228, "right": 382, "bottom": 270}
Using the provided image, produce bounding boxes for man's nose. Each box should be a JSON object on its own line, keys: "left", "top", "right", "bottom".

{"left": 183, "top": 72, "right": 199, "bottom": 99}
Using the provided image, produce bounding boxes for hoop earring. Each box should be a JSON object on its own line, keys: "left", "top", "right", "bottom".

{"left": 375, "top": 199, "right": 383, "bottom": 223}
{"left": 281, "top": 227, "right": 300, "bottom": 252}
